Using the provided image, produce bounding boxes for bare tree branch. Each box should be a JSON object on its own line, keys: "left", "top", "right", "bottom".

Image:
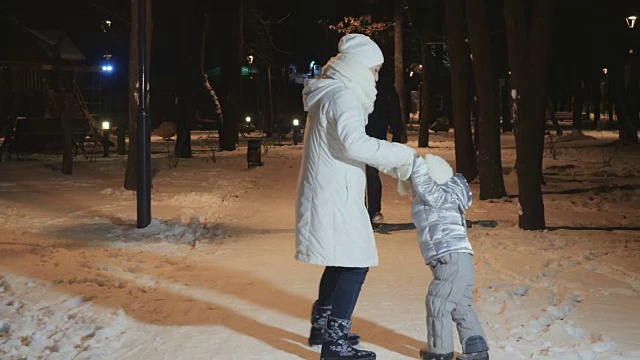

{"left": 90, "top": 3, "right": 130, "bottom": 26}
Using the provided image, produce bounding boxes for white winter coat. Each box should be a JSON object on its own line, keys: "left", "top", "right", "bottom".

{"left": 295, "top": 79, "right": 415, "bottom": 267}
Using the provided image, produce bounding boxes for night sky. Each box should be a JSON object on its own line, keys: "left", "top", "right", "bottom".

{"left": 2, "top": 0, "right": 639, "bottom": 80}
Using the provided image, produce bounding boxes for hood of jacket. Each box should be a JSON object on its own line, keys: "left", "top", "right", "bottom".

{"left": 449, "top": 174, "right": 472, "bottom": 211}
{"left": 424, "top": 154, "right": 472, "bottom": 211}
{"left": 302, "top": 78, "right": 344, "bottom": 112}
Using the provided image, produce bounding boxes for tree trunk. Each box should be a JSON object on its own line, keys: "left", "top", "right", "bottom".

{"left": 547, "top": 98, "right": 562, "bottom": 135}
{"left": 572, "top": 82, "right": 584, "bottom": 132}
{"left": 218, "top": 0, "right": 243, "bottom": 151}
{"left": 394, "top": 0, "right": 408, "bottom": 142}
{"left": 618, "top": 55, "right": 640, "bottom": 143}
{"left": 124, "top": 0, "right": 152, "bottom": 190}
{"left": 265, "top": 66, "right": 274, "bottom": 137}
{"left": 465, "top": 0, "right": 506, "bottom": 200}
{"left": 504, "top": 0, "right": 551, "bottom": 230}
{"left": 444, "top": 0, "right": 477, "bottom": 181}
{"left": 196, "top": 13, "right": 223, "bottom": 137}
{"left": 418, "top": 42, "right": 433, "bottom": 148}
{"left": 51, "top": 54, "right": 73, "bottom": 175}
{"left": 593, "top": 76, "right": 601, "bottom": 127}
{"left": 175, "top": 0, "right": 198, "bottom": 158}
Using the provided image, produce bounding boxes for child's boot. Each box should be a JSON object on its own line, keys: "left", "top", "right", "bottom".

{"left": 418, "top": 349, "right": 454, "bottom": 360}
{"left": 320, "top": 316, "right": 375, "bottom": 360}
{"left": 457, "top": 335, "right": 489, "bottom": 360}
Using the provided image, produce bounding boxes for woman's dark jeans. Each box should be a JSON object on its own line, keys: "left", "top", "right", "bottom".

{"left": 316, "top": 266, "right": 369, "bottom": 320}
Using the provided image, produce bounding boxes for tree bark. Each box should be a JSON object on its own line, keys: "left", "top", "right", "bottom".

{"left": 394, "top": 0, "right": 408, "bottom": 142}
{"left": 50, "top": 50, "right": 73, "bottom": 175}
{"left": 572, "top": 81, "right": 584, "bottom": 132}
{"left": 593, "top": 77, "right": 601, "bottom": 127}
{"left": 547, "top": 98, "right": 562, "bottom": 135}
{"left": 175, "top": 0, "right": 198, "bottom": 158}
{"left": 418, "top": 42, "right": 434, "bottom": 148}
{"left": 444, "top": 0, "right": 477, "bottom": 181}
{"left": 504, "top": 0, "right": 551, "bottom": 230}
{"left": 196, "top": 13, "right": 223, "bottom": 137}
{"left": 218, "top": 0, "right": 243, "bottom": 151}
{"left": 124, "top": 0, "right": 152, "bottom": 190}
{"left": 265, "top": 66, "right": 274, "bottom": 137}
{"left": 617, "top": 54, "right": 640, "bottom": 143}
{"left": 465, "top": 0, "right": 506, "bottom": 200}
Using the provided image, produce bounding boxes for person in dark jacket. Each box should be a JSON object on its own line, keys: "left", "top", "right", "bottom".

{"left": 365, "top": 64, "right": 405, "bottom": 224}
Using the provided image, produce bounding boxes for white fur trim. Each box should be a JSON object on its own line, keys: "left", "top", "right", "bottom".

{"left": 424, "top": 154, "right": 453, "bottom": 185}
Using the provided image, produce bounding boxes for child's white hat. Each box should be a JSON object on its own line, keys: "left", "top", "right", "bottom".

{"left": 423, "top": 154, "right": 453, "bottom": 185}
{"left": 397, "top": 153, "right": 454, "bottom": 196}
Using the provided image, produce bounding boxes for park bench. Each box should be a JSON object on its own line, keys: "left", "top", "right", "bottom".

{"left": 0, "top": 116, "right": 91, "bottom": 161}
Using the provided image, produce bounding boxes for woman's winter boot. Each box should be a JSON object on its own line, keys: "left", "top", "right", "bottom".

{"left": 320, "top": 316, "right": 375, "bottom": 360}
{"left": 308, "top": 301, "right": 360, "bottom": 346}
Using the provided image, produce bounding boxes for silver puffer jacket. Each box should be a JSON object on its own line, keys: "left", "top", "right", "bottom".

{"left": 410, "top": 155, "right": 473, "bottom": 264}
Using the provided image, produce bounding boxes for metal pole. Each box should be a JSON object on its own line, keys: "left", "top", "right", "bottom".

{"left": 103, "top": 129, "right": 110, "bottom": 157}
{"left": 137, "top": 0, "right": 151, "bottom": 228}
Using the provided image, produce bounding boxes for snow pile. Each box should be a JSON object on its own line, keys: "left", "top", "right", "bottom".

{"left": 0, "top": 275, "right": 128, "bottom": 360}
{"left": 162, "top": 191, "right": 226, "bottom": 223}
{"left": 100, "top": 188, "right": 136, "bottom": 198}
{"left": 107, "top": 217, "right": 225, "bottom": 246}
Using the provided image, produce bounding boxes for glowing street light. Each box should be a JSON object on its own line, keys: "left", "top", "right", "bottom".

{"left": 603, "top": 67, "right": 608, "bottom": 75}
{"left": 101, "top": 121, "right": 111, "bottom": 157}
{"left": 101, "top": 54, "right": 114, "bottom": 73}
{"left": 245, "top": 116, "right": 251, "bottom": 123}
{"left": 626, "top": 15, "right": 637, "bottom": 29}
{"left": 247, "top": 55, "right": 254, "bottom": 64}
{"left": 292, "top": 118, "right": 301, "bottom": 145}
{"left": 102, "top": 20, "right": 112, "bottom": 32}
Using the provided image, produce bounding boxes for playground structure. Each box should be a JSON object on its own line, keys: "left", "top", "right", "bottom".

{"left": 0, "top": 24, "right": 110, "bottom": 162}
{"left": 0, "top": 62, "right": 106, "bottom": 161}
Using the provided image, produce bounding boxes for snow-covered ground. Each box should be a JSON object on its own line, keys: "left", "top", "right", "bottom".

{"left": 1, "top": 130, "right": 639, "bottom": 360}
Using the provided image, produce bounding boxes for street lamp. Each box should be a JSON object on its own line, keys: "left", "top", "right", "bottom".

{"left": 245, "top": 116, "right": 251, "bottom": 123}
{"left": 102, "top": 120, "right": 110, "bottom": 157}
{"left": 627, "top": 15, "right": 637, "bottom": 29}
{"left": 101, "top": 54, "right": 114, "bottom": 73}
{"left": 292, "top": 118, "right": 300, "bottom": 145}
{"left": 247, "top": 55, "right": 254, "bottom": 64}
{"left": 102, "top": 20, "right": 112, "bottom": 32}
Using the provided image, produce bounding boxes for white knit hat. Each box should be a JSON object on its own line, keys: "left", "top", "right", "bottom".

{"left": 337, "top": 33, "right": 384, "bottom": 68}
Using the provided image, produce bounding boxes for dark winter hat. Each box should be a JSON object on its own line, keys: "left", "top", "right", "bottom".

{"left": 337, "top": 33, "right": 384, "bottom": 68}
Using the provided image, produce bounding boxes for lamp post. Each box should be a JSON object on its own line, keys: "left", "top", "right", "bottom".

{"left": 102, "top": 120, "right": 110, "bottom": 157}
{"left": 137, "top": 0, "right": 151, "bottom": 228}
{"left": 627, "top": 15, "right": 637, "bottom": 29}
{"left": 292, "top": 118, "right": 300, "bottom": 145}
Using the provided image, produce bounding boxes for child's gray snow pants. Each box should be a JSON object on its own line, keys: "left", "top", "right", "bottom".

{"left": 426, "top": 252, "right": 488, "bottom": 355}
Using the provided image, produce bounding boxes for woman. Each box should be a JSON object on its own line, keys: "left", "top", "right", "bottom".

{"left": 295, "top": 33, "right": 415, "bottom": 360}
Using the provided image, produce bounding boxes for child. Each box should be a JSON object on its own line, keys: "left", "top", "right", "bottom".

{"left": 397, "top": 153, "right": 490, "bottom": 360}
